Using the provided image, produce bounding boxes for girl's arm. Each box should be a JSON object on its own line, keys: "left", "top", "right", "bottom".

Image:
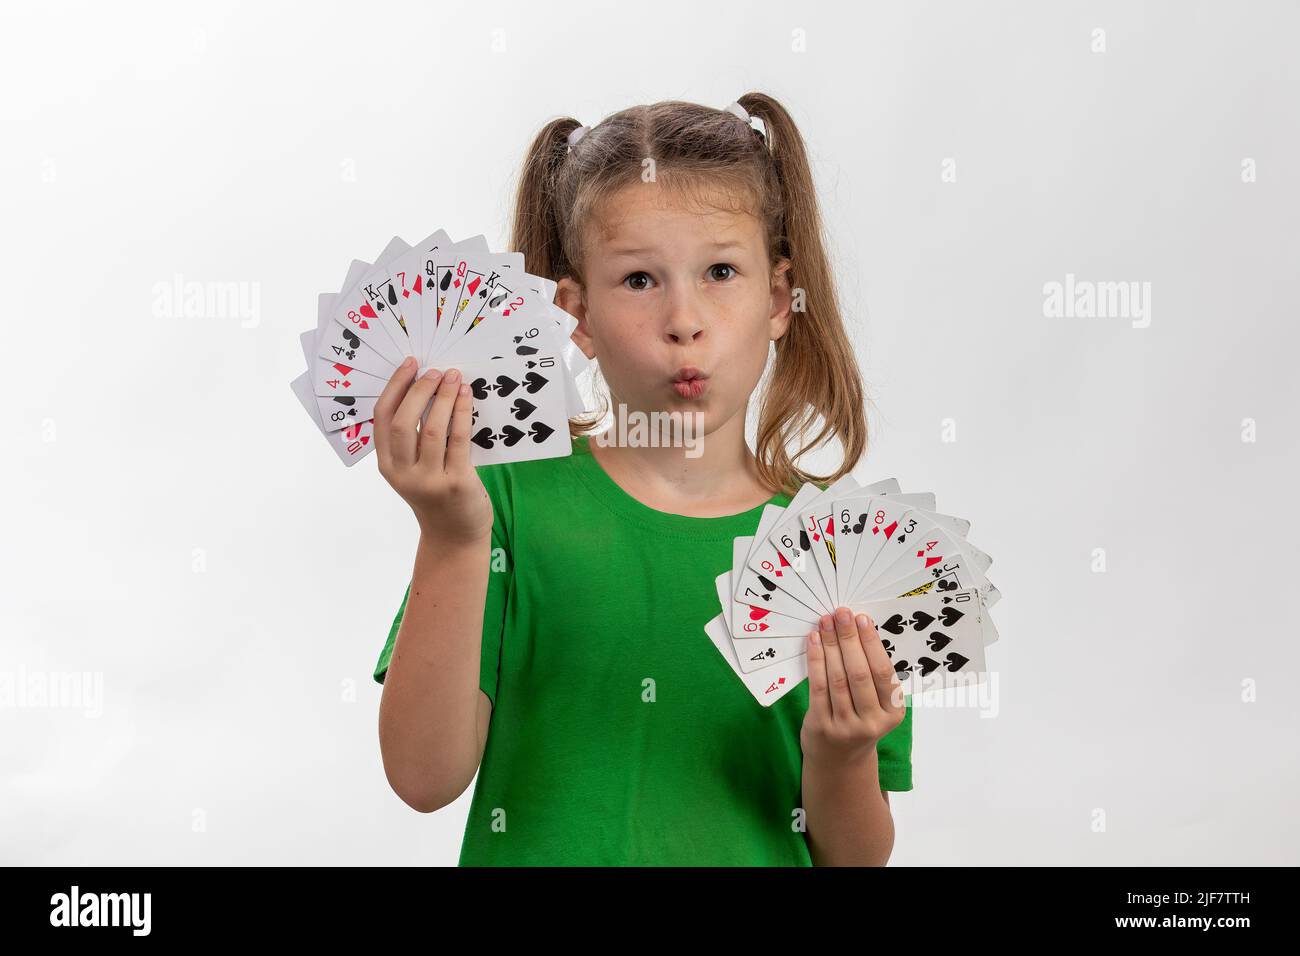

{"left": 800, "top": 609, "right": 907, "bottom": 866}
{"left": 378, "top": 528, "right": 493, "bottom": 812}
{"left": 371, "top": 361, "right": 497, "bottom": 812}
{"left": 802, "top": 752, "right": 895, "bottom": 866}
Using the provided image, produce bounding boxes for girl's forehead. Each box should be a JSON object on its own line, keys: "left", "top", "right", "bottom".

{"left": 588, "top": 182, "right": 762, "bottom": 245}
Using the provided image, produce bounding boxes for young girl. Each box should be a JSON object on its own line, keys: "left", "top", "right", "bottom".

{"left": 371, "top": 93, "right": 912, "bottom": 867}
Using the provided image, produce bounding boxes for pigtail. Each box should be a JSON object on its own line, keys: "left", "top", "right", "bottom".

{"left": 510, "top": 117, "right": 582, "bottom": 280}
{"left": 737, "top": 92, "right": 868, "bottom": 495}
{"left": 509, "top": 117, "right": 608, "bottom": 436}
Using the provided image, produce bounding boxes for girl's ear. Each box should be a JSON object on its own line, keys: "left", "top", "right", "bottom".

{"left": 557, "top": 276, "right": 598, "bottom": 361}
{"left": 768, "top": 258, "right": 794, "bottom": 342}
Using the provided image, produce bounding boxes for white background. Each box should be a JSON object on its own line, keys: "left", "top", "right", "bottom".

{"left": 2, "top": 0, "right": 1297, "bottom": 865}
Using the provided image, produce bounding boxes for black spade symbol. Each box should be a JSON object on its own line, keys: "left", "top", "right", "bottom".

{"left": 500, "top": 424, "right": 525, "bottom": 447}
{"left": 893, "top": 660, "right": 911, "bottom": 678}
{"left": 510, "top": 398, "right": 537, "bottom": 421}
{"left": 494, "top": 374, "right": 520, "bottom": 397}
{"left": 470, "top": 427, "right": 495, "bottom": 449}
{"left": 881, "top": 639, "right": 895, "bottom": 657}
{"left": 881, "top": 614, "right": 907, "bottom": 635}
{"left": 909, "top": 611, "right": 936, "bottom": 631}
{"left": 440, "top": 272, "right": 452, "bottom": 291}
{"left": 529, "top": 421, "right": 555, "bottom": 444}
{"left": 939, "top": 606, "right": 964, "bottom": 627}
{"left": 926, "top": 631, "right": 952, "bottom": 652}
{"left": 757, "top": 575, "right": 777, "bottom": 594}
{"left": 470, "top": 377, "right": 490, "bottom": 399}
{"left": 523, "top": 371, "right": 547, "bottom": 393}
{"left": 333, "top": 396, "right": 355, "bottom": 407}
{"left": 386, "top": 283, "right": 398, "bottom": 306}
{"left": 488, "top": 290, "right": 507, "bottom": 308}
{"left": 916, "top": 656, "right": 943, "bottom": 677}
{"left": 944, "top": 652, "right": 970, "bottom": 672}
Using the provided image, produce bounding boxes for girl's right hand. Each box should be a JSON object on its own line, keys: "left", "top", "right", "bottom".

{"left": 373, "top": 357, "right": 493, "bottom": 544}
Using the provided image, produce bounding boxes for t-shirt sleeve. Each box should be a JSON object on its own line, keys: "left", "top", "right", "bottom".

{"left": 370, "top": 467, "right": 514, "bottom": 709}
{"left": 874, "top": 693, "right": 914, "bottom": 791}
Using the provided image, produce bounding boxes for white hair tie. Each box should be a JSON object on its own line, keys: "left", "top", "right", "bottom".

{"left": 723, "top": 101, "right": 750, "bottom": 122}
{"left": 723, "top": 101, "right": 766, "bottom": 142}
{"left": 567, "top": 124, "right": 589, "bottom": 148}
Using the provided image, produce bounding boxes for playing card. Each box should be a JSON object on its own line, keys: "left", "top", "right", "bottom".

{"left": 330, "top": 237, "right": 416, "bottom": 367}
{"left": 289, "top": 372, "right": 375, "bottom": 466}
{"left": 730, "top": 531, "right": 822, "bottom": 628}
{"left": 425, "top": 234, "right": 491, "bottom": 366}
{"left": 765, "top": 475, "right": 860, "bottom": 611}
{"left": 456, "top": 353, "right": 572, "bottom": 466}
{"left": 304, "top": 329, "right": 392, "bottom": 400}
{"left": 716, "top": 567, "right": 811, "bottom": 672}
{"left": 840, "top": 494, "right": 930, "bottom": 603}
{"left": 833, "top": 491, "right": 936, "bottom": 607}
{"left": 858, "top": 588, "right": 987, "bottom": 689}
{"left": 704, "top": 612, "right": 807, "bottom": 707}
{"left": 745, "top": 498, "right": 833, "bottom": 618}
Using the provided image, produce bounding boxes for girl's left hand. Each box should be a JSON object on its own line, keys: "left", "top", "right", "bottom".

{"left": 800, "top": 608, "right": 907, "bottom": 766}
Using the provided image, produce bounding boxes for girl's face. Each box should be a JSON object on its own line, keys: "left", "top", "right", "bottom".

{"left": 558, "top": 180, "right": 792, "bottom": 438}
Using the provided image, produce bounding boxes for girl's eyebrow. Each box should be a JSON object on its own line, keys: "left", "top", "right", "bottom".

{"left": 606, "top": 240, "right": 747, "bottom": 258}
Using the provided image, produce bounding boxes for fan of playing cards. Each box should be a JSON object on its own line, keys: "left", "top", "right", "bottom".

{"left": 705, "top": 475, "right": 1001, "bottom": 706}
{"left": 290, "top": 229, "right": 589, "bottom": 467}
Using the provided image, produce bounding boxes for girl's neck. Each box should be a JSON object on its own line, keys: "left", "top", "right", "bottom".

{"left": 586, "top": 413, "right": 774, "bottom": 518}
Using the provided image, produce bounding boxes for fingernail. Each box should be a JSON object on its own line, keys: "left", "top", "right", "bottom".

{"left": 445, "top": 368, "right": 461, "bottom": 383}
{"left": 424, "top": 369, "right": 441, "bottom": 381}
{"left": 402, "top": 356, "right": 415, "bottom": 368}
{"left": 810, "top": 630, "right": 820, "bottom": 646}
{"left": 835, "top": 607, "right": 852, "bottom": 626}
{"left": 857, "top": 614, "right": 870, "bottom": 629}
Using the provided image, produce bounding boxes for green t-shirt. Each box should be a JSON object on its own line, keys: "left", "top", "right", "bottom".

{"left": 373, "top": 433, "right": 913, "bottom": 866}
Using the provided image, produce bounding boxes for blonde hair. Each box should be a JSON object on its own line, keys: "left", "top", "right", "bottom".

{"left": 509, "top": 92, "right": 866, "bottom": 495}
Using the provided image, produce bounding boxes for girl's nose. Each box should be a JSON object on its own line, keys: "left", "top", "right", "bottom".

{"left": 664, "top": 296, "right": 705, "bottom": 344}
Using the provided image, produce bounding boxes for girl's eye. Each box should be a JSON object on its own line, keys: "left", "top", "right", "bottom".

{"left": 623, "top": 271, "right": 653, "bottom": 291}
{"left": 709, "top": 263, "right": 737, "bottom": 281}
